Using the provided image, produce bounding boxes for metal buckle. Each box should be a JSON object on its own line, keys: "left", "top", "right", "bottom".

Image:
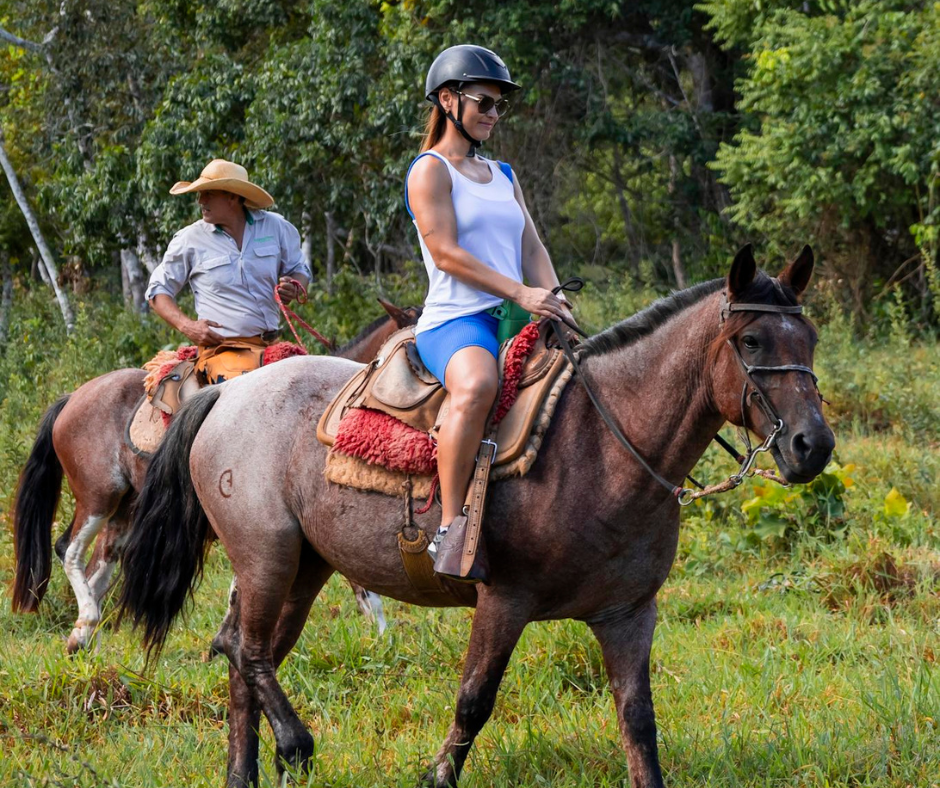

{"left": 478, "top": 439, "right": 498, "bottom": 463}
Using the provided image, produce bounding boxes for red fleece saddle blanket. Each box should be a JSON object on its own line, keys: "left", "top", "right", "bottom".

{"left": 127, "top": 341, "right": 307, "bottom": 456}
{"left": 317, "top": 321, "right": 574, "bottom": 500}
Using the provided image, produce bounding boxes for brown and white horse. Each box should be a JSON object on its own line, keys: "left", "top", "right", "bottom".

{"left": 120, "top": 247, "right": 835, "bottom": 788}
{"left": 12, "top": 301, "right": 418, "bottom": 651}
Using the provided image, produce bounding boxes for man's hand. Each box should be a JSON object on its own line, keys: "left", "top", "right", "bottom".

{"left": 277, "top": 277, "right": 303, "bottom": 304}
{"left": 182, "top": 318, "right": 226, "bottom": 346}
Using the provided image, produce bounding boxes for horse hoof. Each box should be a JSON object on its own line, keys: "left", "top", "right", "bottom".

{"left": 66, "top": 633, "right": 85, "bottom": 655}
{"left": 275, "top": 731, "right": 315, "bottom": 777}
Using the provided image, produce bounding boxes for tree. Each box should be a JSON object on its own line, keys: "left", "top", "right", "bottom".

{"left": 703, "top": 0, "right": 940, "bottom": 320}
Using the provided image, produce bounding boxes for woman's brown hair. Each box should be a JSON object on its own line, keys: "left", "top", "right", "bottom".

{"left": 420, "top": 102, "right": 448, "bottom": 153}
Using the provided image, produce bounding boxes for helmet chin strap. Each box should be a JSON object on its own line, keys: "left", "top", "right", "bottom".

{"left": 433, "top": 93, "right": 482, "bottom": 157}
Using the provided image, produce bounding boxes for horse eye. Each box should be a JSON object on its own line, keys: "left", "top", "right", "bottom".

{"left": 742, "top": 335, "right": 759, "bottom": 350}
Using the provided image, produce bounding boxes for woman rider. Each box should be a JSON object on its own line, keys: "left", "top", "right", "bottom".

{"left": 405, "top": 45, "right": 572, "bottom": 580}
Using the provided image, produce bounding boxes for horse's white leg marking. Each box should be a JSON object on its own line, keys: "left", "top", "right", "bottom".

{"left": 63, "top": 514, "right": 107, "bottom": 652}
{"left": 365, "top": 591, "right": 387, "bottom": 636}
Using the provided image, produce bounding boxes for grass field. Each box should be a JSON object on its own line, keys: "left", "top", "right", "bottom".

{"left": 0, "top": 287, "right": 938, "bottom": 787}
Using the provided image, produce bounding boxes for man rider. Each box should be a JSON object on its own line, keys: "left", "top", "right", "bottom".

{"left": 146, "top": 158, "right": 311, "bottom": 383}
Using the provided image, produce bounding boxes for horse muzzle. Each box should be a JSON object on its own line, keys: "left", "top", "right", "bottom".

{"left": 771, "top": 424, "right": 835, "bottom": 484}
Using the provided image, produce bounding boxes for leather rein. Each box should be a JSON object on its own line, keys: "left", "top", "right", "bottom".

{"left": 550, "top": 279, "right": 819, "bottom": 507}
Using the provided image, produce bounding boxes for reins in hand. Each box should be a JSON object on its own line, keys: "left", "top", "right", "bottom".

{"left": 274, "top": 279, "right": 333, "bottom": 352}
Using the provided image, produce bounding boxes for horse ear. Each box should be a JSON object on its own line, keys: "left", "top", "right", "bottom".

{"left": 378, "top": 298, "right": 411, "bottom": 328}
{"left": 778, "top": 244, "right": 814, "bottom": 297}
{"left": 728, "top": 244, "right": 757, "bottom": 298}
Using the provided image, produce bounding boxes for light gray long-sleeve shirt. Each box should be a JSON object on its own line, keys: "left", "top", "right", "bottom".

{"left": 146, "top": 209, "right": 311, "bottom": 338}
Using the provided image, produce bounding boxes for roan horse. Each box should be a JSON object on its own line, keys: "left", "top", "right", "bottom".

{"left": 12, "top": 300, "right": 419, "bottom": 652}
{"left": 119, "top": 246, "right": 835, "bottom": 788}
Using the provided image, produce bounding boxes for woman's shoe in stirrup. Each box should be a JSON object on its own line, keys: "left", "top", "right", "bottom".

{"left": 427, "top": 526, "right": 448, "bottom": 559}
{"left": 432, "top": 515, "right": 490, "bottom": 584}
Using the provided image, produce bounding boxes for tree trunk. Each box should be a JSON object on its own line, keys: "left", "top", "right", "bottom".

{"left": 0, "top": 133, "right": 75, "bottom": 332}
{"left": 0, "top": 253, "right": 13, "bottom": 345}
{"left": 32, "top": 249, "right": 51, "bottom": 285}
{"left": 137, "top": 232, "right": 159, "bottom": 274}
{"left": 302, "top": 209, "right": 313, "bottom": 272}
{"left": 669, "top": 154, "right": 687, "bottom": 289}
{"left": 120, "top": 250, "right": 131, "bottom": 306}
{"left": 120, "top": 248, "right": 148, "bottom": 314}
{"left": 325, "top": 210, "right": 337, "bottom": 295}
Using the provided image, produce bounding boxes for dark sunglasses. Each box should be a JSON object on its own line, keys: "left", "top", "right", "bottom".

{"left": 453, "top": 90, "right": 511, "bottom": 118}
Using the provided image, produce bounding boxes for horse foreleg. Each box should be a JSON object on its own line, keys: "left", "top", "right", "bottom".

{"left": 225, "top": 542, "right": 334, "bottom": 787}
{"left": 424, "top": 594, "right": 528, "bottom": 787}
{"left": 589, "top": 599, "right": 664, "bottom": 788}
{"left": 62, "top": 508, "right": 111, "bottom": 654}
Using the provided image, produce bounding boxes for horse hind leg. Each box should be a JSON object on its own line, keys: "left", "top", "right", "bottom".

{"left": 224, "top": 539, "right": 334, "bottom": 787}
{"left": 211, "top": 578, "right": 240, "bottom": 660}
{"left": 423, "top": 595, "right": 529, "bottom": 787}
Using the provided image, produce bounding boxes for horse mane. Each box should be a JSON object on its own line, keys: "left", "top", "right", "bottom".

{"left": 335, "top": 314, "right": 391, "bottom": 354}
{"left": 333, "top": 306, "right": 422, "bottom": 355}
{"left": 581, "top": 271, "right": 801, "bottom": 359}
{"left": 580, "top": 279, "right": 725, "bottom": 358}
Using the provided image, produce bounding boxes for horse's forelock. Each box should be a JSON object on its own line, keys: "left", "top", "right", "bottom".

{"left": 707, "top": 271, "right": 804, "bottom": 365}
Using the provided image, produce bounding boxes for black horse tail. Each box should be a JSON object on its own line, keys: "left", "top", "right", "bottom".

{"left": 12, "top": 395, "right": 70, "bottom": 613}
{"left": 117, "top": 386, "right": 222, "bottom": 662}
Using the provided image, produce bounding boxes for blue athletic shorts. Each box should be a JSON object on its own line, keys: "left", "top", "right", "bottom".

{"left": 415, "top": 311, "right": 499, "bottom": 388}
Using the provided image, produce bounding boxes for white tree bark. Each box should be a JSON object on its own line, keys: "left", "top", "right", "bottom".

{"left": 120, "top": 248, "right": 148, "bottom": 313}
{"left": 137, "top": 232, "right": 159, "bottom": 274}
{"left": 0, "top": 132, "right": 75, "bottom": 332}
{"left": 301, "top": 209, "right": 313, "bottom": 271}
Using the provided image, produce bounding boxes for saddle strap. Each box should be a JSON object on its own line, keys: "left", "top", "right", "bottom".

{"left": 459, "top": 424, "right": 499, "bottom": 577}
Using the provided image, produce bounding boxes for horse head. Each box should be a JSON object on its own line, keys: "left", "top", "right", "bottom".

{"left": 710, "top": 244, "right": 835, "bottom": 484}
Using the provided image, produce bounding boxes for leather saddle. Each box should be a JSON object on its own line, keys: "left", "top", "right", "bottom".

{"left": 126, "top": 361, "right": 202, "bottom": 457}
{"left": 317, "top": 321, "right": 569, "bottom": 470}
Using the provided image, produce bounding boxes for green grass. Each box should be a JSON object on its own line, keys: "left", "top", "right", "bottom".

{"left": 0, "top": 282, "right": 938, "bottom": 787}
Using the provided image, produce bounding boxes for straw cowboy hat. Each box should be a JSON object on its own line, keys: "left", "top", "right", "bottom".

{"left": 169, "top": 159, "right": 274, "bottom": 209}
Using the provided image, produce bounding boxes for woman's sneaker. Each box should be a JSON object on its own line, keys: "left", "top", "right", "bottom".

{"left": 426, "top": 526, "right": 448, "bottom": 559}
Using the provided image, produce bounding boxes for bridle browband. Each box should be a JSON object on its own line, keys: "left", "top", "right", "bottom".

{"left": 552, "top": 279, "right": 820, "bottom": 506}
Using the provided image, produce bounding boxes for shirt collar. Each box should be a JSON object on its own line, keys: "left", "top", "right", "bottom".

{"left": 212, "top": 207, "right": 258, "bottom": 234}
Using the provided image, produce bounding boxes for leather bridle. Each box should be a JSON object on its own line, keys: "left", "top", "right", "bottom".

{"left": 551, "top": 279, "right": 820, "bottom": 506}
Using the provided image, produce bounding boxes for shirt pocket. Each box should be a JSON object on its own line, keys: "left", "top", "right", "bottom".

{"left": 250, "top": 244, "right": 280, "bottom": 284}
{"left": 194, "top": 253, "right": 237, "bottom": 289}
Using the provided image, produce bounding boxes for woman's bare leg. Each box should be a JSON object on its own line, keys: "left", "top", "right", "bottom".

{"left": 437, "top": 345, "right": 498, "bottom": 528}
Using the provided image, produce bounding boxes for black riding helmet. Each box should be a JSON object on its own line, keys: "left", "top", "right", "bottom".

{"left": 425, "top": 45, "right": 521, "bottom": 157}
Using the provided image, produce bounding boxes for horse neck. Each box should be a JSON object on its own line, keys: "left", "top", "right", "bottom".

{"left": 334, "top": 321, "right": 395, "bottom": 363}
{"left": 572, "top": 292, "right": 727, "bottom": 494}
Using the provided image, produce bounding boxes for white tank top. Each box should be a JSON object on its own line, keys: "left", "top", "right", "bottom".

{"left": 407, "top": 151, "right": 525, "bottom": 334}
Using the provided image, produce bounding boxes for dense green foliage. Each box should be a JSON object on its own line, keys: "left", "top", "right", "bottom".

{"left": 2, "top": 0, "right": 940, "bottom": 323}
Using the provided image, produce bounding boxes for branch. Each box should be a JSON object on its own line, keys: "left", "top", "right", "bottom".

{"left": 0, "top": 24, "right": 43, "bottom": 53}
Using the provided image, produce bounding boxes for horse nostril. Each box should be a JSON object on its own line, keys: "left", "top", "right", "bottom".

{"left": 791, "top": 432, "right": 813, "bottom": 463}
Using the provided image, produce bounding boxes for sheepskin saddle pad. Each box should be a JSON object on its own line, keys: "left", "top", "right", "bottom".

{"left": 126, "top": 341, "right": 307, "bottom": 457}
{"left": 317, "top": 322, "right": 574, "bottom": 500}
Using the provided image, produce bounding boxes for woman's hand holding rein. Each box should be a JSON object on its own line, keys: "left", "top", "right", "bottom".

{"left": 513, "top": 285, "right": 571, "bottom": 323}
